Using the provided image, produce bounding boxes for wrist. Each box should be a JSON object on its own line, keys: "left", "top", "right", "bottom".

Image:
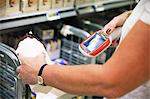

{"left": 37, "top": 64, "right": 47, "bottom": 85}
{"left": 124, "top": 10, "right": 132, "bottom": 17}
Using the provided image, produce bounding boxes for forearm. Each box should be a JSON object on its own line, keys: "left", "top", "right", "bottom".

{"left": 41, "top": 20, "right": 149, "bottom": 98}
{"left": 42, "top": 64, "right": 115, "bottom": 96}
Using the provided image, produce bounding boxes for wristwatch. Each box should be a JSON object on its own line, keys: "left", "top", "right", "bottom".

{"left": 37, "top": 64, "right": 47, "bottom": 85}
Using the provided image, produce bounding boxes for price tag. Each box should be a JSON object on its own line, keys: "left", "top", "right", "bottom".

{"left": 78, "top": 6, "right": 94, "bottom": 15}
{"left": 95, "top": 6, "right": 105, "bottom": 12}
{"left": 46, "top": 10, "right": 60, "bottom": 21}
{"left": 59, "top": 10, "right": 77, "bottom": 18}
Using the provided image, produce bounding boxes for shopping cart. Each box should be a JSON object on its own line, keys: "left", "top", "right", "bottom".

{"left": 0, "top": 43, "right": 31, "bottom": 99}
{"left": 60, "top": 25, "right": 97, "bottom": 65}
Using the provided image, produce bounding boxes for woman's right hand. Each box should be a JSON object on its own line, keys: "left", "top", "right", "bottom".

{"left": 103, "top": 17, "right": 119, "bottom": 35}
{"left": 103, "top": 10, "right": 132, "bottom": 35}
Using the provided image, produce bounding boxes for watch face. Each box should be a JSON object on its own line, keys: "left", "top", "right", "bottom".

{"left": 38, "top": 76, "right": 43, "bottom": 85}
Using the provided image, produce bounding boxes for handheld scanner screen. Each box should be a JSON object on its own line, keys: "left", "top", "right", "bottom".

{"left": 83, "top": 33, "right": 106, "bottom": 52}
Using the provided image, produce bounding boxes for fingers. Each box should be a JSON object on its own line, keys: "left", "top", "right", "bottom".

{"left": 17, "top": 74, "right": 22, "bottom": 80}
{"left": 16, "top": 66, "right": 31, "bottom": 84}
{"left": 103, "top": 26, "right": 116, "bottom": 35}
{"left": 102, "top": 28, "right": 112, "bottom": 36}
{"left": 103, "top": 24, "right": 112, "bottom": 35}
{"left": 103, "top": 18, "right": 118, "bottom": 35}
{"left": 16, "top": 53, "right": 46, "bottom": 84}
{"left": 106, "top": 28, "right": 111, "bottom": 34}
{"left": 17, "top": 53, "right": 26, "bottom": 65}
{"left": 16, "top": 66, "right": 22, "bottom": 80}
{"left": 16, "top": 66, "right": 20, "bottom": 73}
{"left": 17, "top": 73, "right": 31, "bottom": 84}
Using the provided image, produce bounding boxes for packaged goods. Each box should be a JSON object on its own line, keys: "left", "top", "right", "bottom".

{"left": 51, "top": 0, "right": 63, "bottom": 9}
{"left": 63, "top": 0, "right": 74, "bottom": 7}
{"left": 38, "top": 0, "right": 51, "bottom": 11}
{"left": 21, "top": 0, "right": 38, "bottom": 12}
{"left": 0, "top": 0, "right": 20, "bottom": 17}
{"left": 75, "top": 0, "right": 85, "bottom": 5}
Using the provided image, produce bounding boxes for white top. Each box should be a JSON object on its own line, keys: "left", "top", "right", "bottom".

{"left": 120, "top": 0, "right": 150, "bottom": 41}
{"left": 118, "top": 0, "right": 150, "bottom": 98}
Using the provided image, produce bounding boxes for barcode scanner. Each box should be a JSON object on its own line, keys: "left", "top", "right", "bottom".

{"left": 79, "top": 30, "right": 112, "bottom": 57}
{"left": 79, "top": 27, "right": 122, "bottom": 57}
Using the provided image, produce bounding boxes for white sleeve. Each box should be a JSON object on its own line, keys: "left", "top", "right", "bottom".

{"left": 140, "top": 1, "right": 150, "bottom": 25}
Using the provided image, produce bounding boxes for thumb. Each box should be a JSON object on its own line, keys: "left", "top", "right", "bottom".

{"left": 18, "top": 53, "right": 26, "bottom": 65}
{"left": 106, "top": 28, "right": 112, "bottom": 35}
{"left": 103, "top": 28, "right": 113, "bottom": 35}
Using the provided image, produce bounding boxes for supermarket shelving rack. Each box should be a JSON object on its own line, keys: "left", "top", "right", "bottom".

{"left": 0, "top": 0, "right": 136, "bottom": 30}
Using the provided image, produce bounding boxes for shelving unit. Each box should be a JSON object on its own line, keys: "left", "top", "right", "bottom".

{"left": 0, "top": 1, "right": 138, "bottom": 99}
{"left": 75, "top": 0, "right": 136, "bottom": 15}
{"left": 0, "top": 0, "right": 136, "bottom": 30}
{"left": 0, "top": 12, "right": 47, "bottom": 30}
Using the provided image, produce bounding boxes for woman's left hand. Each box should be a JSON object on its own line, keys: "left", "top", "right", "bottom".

{"left": 17, "top": 53, "right": 46, "bottom": 85}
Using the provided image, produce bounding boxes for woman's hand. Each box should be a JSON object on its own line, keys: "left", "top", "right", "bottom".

{"left": 103, "top": 11, "right": 132, "bottom": 35}
{"left": 17, "top": 53, "right": 46, "bottom": 85}
{"left": 103, "top": 17, "right": 119, "bottom": 35}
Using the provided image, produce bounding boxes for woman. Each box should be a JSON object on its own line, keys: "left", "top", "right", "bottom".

{"left": 17, "top": 0, "right": 150, "bottom": 98}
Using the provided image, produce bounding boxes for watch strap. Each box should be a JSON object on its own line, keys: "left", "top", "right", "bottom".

{"left": 38, "top": 64, "right": 47, "bottom": 76}
{"left": 38, "top": 64, "right": 47, "bottom": 86}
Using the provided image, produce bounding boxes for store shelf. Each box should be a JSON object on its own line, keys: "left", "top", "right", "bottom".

{"left": 47, "top": 7, "right": 76, "bottom": 20}
{"left": 0, "top": 7, "right": 75, "bottom": 30}
{"left": 0, "top": 11, "right": 46, "bottom": 30}
{"left": 77, "top": 0, "right": 135, "bottom": 14}
{"left": 94, "top": 0, "right": 135, "bottom": 12}
{"left": 0, "top": 0, "right": 136, "bottom": 30}
{"left": 0, "top": 13, "right": 47, "bottom": 30}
